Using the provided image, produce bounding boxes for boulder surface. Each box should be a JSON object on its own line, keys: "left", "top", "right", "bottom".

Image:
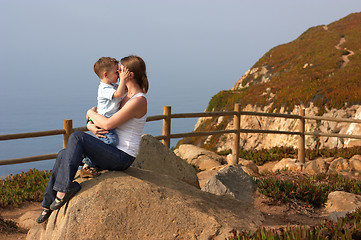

{"left": 27, "top": 168, "right": 263, "bottom": 240}
{"left": 201, "top": 165, "right": 257, "bottom": 204}
{"left": 325, "top": 191, "right": 361, "bottom": 222}
{"left": 174, "top": 144, "right": 224, "bottom": 170}
{"left": 133, "top": 134, "right": 199, "bottom": 187}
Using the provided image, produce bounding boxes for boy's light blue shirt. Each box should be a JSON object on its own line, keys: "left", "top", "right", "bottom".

{"left": 97, "top": 82, "right": 123, "bottom": 118}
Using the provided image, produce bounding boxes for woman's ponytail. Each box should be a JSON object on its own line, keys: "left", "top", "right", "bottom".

{"left": 141, "top": 74, "right": 149, "bottom": 94}
{"left": 121, "top": 55, "right": 149, "bottom": 93}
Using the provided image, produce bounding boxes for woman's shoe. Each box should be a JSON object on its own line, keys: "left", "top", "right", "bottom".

{"left": 50, "top": 189, "right": 80, "bottom": 211}
{"left": 36, "top": 208, "right": 53, "bottom": 224}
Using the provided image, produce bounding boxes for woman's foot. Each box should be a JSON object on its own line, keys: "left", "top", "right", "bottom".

{"left": 50, "top": 189, "right": 80, "bottom": 211}
{"left": 36, "top": 208, "right": 53, "bottom": 224}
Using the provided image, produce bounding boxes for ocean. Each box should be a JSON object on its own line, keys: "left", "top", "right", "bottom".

{"left": 0, "top": 73, "right": 233, "bottom": 178}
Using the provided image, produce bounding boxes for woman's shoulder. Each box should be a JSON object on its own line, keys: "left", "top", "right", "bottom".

{"left": 133, "top": 92, "right": 146, "bottom": 98}
{"left": 131, "top": 93, "right": 147, "bottom": 104}
{"left": 132, "top": 94, "right": 147, "bottom": 118}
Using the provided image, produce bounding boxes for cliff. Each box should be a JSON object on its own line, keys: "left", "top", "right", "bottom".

{"left": 182, "top": 12, "right": 361, "bottom": 152}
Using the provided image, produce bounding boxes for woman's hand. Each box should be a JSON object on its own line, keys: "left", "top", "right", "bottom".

{"left": 86, "top": 107, "right": 97, "bottom": 121}
{"left": 87, "top": 122, "right": 108, "bottom": 138}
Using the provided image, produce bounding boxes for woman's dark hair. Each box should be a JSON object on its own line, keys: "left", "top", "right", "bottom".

{"left": 121, "top": 55, "right": 149, "bottom": 93}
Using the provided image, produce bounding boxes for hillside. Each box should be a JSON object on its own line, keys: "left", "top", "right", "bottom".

{"left": 181, "top": 12, "right": 361, "bottom": 151}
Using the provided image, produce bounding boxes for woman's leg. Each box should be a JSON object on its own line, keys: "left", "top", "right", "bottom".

{"left": 52, "top": 131, "right": 88, "bottom": 193}
{"left": 81, "top": 133, "right": 135, "bottom": 171}
{"left": 52, "top": 131, "right": 134, "bottom": 193}
{"left": 41, "top": 149, "right": 65, "bottom": 208}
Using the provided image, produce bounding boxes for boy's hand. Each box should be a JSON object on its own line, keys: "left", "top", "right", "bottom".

{"left": 118, "top": 65, "right": 131, "bottom": 81}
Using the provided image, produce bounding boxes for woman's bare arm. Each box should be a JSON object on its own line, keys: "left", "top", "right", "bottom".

{"left": 86, "top": 121, "right": 108, "bottom": 138}
{"left": 87, "top": 96, "right": 147, "bottom": 130}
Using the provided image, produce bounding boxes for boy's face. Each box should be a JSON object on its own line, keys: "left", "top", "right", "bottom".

{"left": 106, "top": 64, "right": 119, "bottom": 83}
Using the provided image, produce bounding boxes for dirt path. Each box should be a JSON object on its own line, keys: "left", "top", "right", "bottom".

{"left": 324, "top": 24, "right": 354, "bottom": 69}
{"left": 334, "top": 36, "right": 355, "bottom": 68}
{"left": 0, "top": 202, "right": 41, "bottom": 240}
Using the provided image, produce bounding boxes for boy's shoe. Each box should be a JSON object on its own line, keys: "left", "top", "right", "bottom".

{"left": 80, "top": 166, "right": 101, "bottom": 178}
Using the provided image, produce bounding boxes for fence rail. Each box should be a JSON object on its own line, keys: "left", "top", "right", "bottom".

{"left": 1, "top": 104, "right": 361, "bottom": 166}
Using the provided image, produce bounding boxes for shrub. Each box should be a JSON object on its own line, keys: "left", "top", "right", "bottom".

{"left": 257, "top": 173, "right": 361, "bottom": 207}
{"left": 0, "top": 169, "right": 51, "bottom": 208}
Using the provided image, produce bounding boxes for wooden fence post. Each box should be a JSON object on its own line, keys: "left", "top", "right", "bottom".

{"left": 63, "top": 119, "right": 73, "bottom": 149}
{"left": 162, "top": 106, "right": 171, "bottom": 148}
{"left": 231, "top": 103, "right": 241, "bottom": 165}
{"left": 298, "top": 108, "right": 305, "bottom": 163}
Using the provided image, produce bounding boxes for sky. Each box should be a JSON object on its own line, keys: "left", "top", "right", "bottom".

{"left": 0, "top": 0, "right": 361, "bottom": 167}
{"left": 1, "top": 1, "right": 360, "bottom": 118}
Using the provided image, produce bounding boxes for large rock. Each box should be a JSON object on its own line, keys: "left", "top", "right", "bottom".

{"left": 196, "top": 103, "right": 361, "bottom": 152}
{"left": 325, "top": 191, "right": 361, "bottom": 222}
{"left": 27, "top": 169, "right": 263, "bottom": 240}
{"left": 328, "top": 157, "right": 351, "bottom": 173}
{"left": 201, "top": 165, "right": 257, "bottom": 204}
{"left": 350, "top": 155, "right": 361, "bottom": 172}
{"left": 238, "top": 158, "right": 259, "bottom": 174}
{"left": 272, "top": 158, "right": 304, "bottom": 172}
{"left": 174, "top": 144, "right": 224, "bottom": 170}
{"left": 196, "top": 166, "right": 226, "bottom": 189}
{"left": 303, "top": 158, "right": 329, "bottom": 175}
{"left": 133, "top": 134, "right": 199, "bottom": 187}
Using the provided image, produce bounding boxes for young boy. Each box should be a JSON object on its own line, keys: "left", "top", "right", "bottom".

{"left": 81, "top": 57, "right": 128, "bottom": 177}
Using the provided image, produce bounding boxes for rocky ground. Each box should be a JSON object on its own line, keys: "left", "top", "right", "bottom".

{"left": 0, "top": 162, "right": 334, "bottom": 240}
{"left": 2, "top": 135, "right": 360, "bottom": 239}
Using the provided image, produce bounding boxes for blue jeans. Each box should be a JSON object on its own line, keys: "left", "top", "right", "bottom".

{"left": 82, "top": 129, "right": 118, "bottom": 168}
{"left": 41, "top": 131, "right": 135, "bottom": 209}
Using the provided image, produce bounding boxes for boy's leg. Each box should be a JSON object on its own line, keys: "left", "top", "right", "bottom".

{"left": 101, "top": 129, "right": 118, "bottom": 146}
{"left": 82, "top": 156, "right": 97, "bottom": 168}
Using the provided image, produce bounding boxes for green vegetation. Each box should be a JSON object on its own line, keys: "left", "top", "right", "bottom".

{"left": 238, "top": 147, "right": 297, "bottom": 166}
{"left": 217, "top": 146, "right": 361, "bottom": 166}
{"left": 228, "top": 171, "right": 361, "bottom": 240}
{"left": 257, "top": 173, "right": 361, "bottom": 207}
{"left": 233, "top": 12, "right": 361, "bottom": 113}
{"left": 227, "top": 208, "right": 361, "bottom": 239}
{"left": 187, "top": 12, "right": 361, "bottom": 149}
{"left": 0, "top": 169, "right": 51, "bottom": 208}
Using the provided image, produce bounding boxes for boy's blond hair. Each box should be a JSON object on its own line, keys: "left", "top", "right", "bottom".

{"left": 94, "top": 57, "right": 119, "bottom": 79}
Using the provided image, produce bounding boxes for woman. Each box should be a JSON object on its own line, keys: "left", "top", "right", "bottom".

{"left": 36, "top": 55, "right": 149, "bottom": 223}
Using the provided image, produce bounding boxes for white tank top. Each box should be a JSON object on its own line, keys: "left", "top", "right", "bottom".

{"left": 115, "top": 93, "right": 146, "bottom": 157}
